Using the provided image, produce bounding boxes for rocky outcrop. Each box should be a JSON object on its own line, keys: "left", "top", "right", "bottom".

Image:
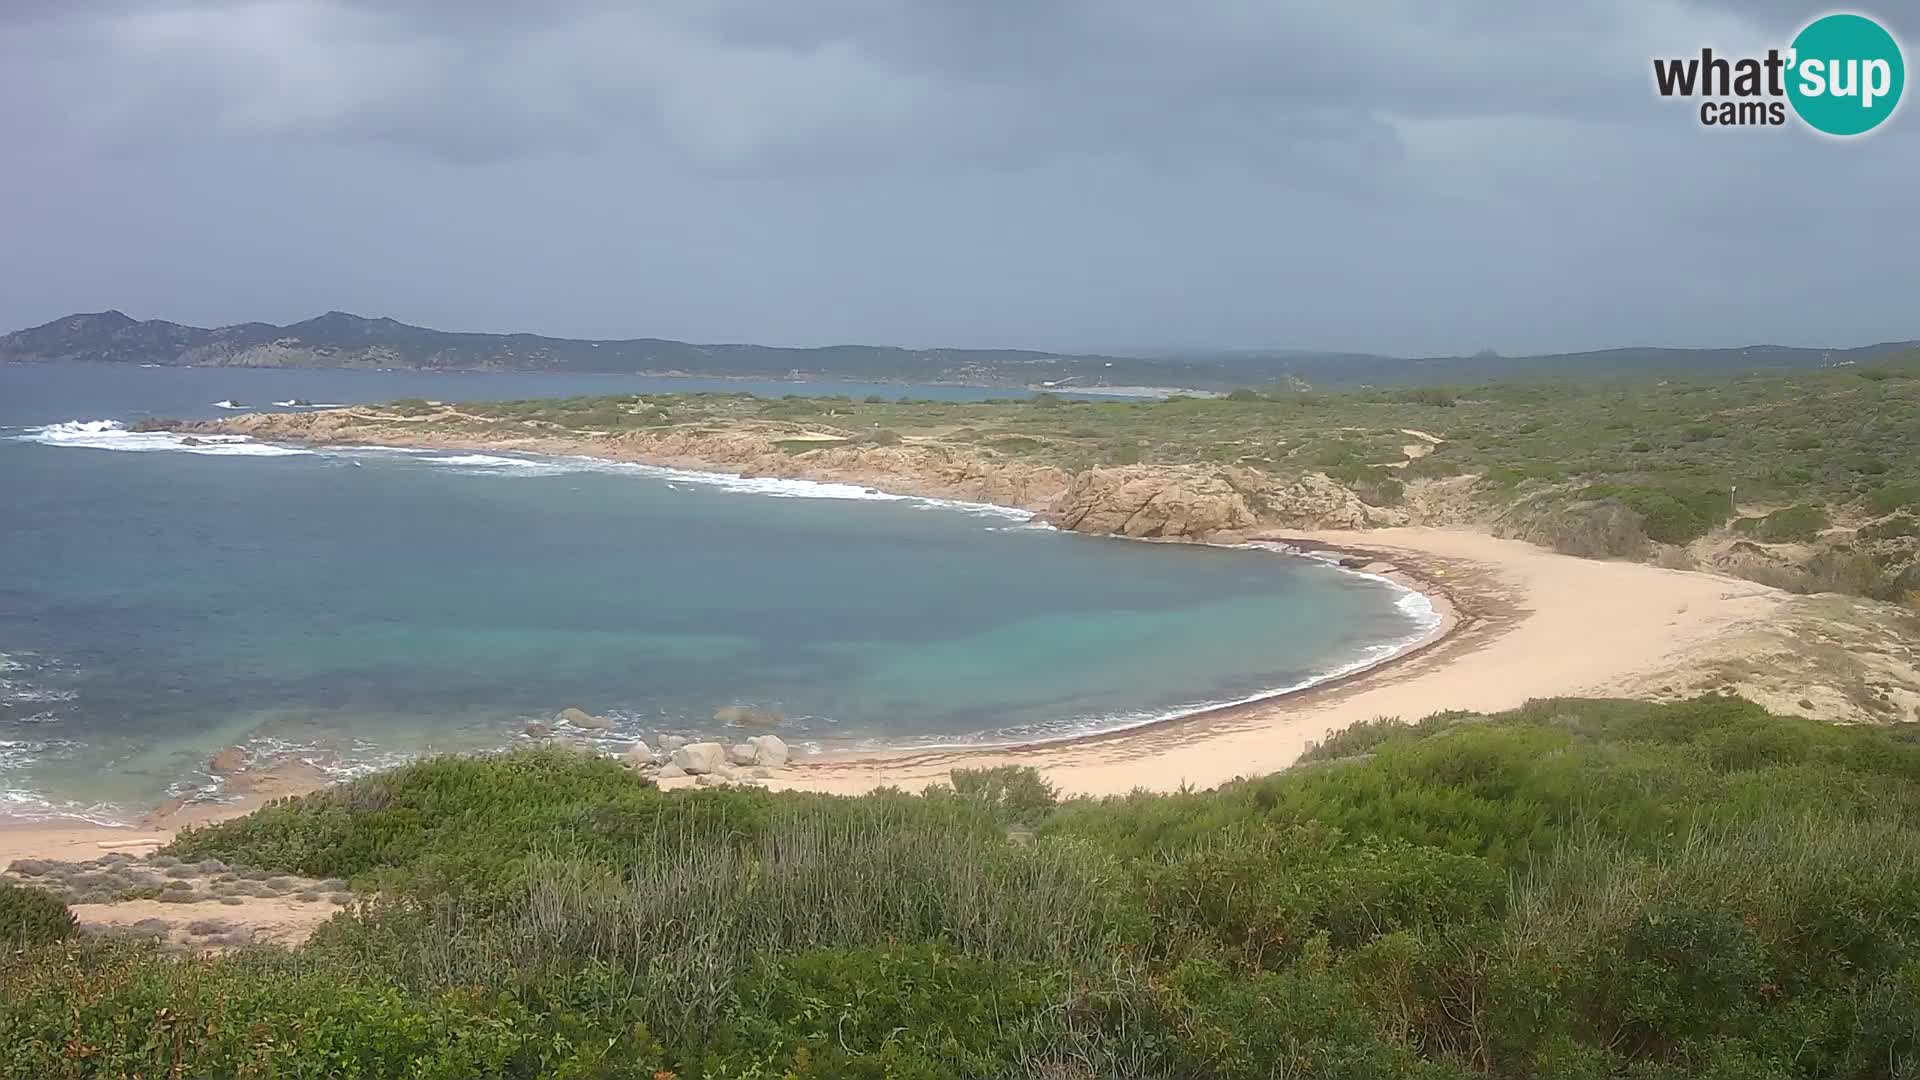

{"left": 1045, "top": 467, "right": 1258, "bottom": 539}
{"left": 196, "top": 410, "right": 1401, "bottom": 539}
{"left": 746, "top": 735, "right": 790, "bottom": 767}
{"left": 207, "top": 747, "right": 248, "bottom": 774}
{"left": 555, "top": 707, "right": 611, "bottom": 731}
{"left": 1246, "top": 470, "right": 1400, "bottom": 530}
{"left": 670, "top": 742, "right": 730, "bottom": 775}
{"left": 1045, "top": 466, "right": 1394, "bottom": 539}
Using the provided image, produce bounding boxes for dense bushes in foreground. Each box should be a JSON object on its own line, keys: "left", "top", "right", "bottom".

{"left": 0, "top": 881, "right": 76, "bottom": 949}
{"left": 8, "top": 695, "right": 1920, "bottom": 1077}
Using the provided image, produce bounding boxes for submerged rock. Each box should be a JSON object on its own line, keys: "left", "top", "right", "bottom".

{"left": 555, "top": 707, "right": 611, "bottom": 731}
{"left": 207, "top": 747, "right": 247, "bottom": 774}
{"left": 524, "top": 721, "right": 552, "bottom": 738}
{"left": 713, "top": 705, "right": 785, "bottom": 728}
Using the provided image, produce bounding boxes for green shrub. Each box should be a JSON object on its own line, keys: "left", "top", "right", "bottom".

{"left": 945, "top": 765, "right": 1059, "bottom": 826}
{"left": 1869, "top": 482, "right": 1920, "bottom": 516}
{"left": 0, "top": 882, "right": 76, "bottom": 948}
{"left": 1731, "top": 503, "right": 1829, "bottom": 542}
{"left": 19, "top": 698, "right": 1920, "bottom": 1077}
{"left": 1141, "top": 825, "right": 1504, "bottom": 968}
{"left": 162, "top": 750, "right": 1002, "bottom": 899}
{"left": 1863, "top": 513, "right": 1920, "bottom": 540}
{"left": 1524, "top": 501, "right": 1650, "bottom": 559}
{"left": 1580, "top": 483, "right": 1731, "bottom": 544}
{"left": 712, "top": 946, "right": 1077, "bottom": 1078}
{"left": 1327, "top": 462, "right": 1407, "bottom": 506}
{"left": 0, "top": 941, "right": 663, "bottom": 1078}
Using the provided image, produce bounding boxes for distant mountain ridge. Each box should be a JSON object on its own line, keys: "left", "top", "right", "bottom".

{"left": 3, "top": 310, "right": 1914, "bottom": 389}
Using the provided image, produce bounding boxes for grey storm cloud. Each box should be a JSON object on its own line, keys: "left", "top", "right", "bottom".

{"left": 1, "top": 1, "right": 1914, "bottom": 356}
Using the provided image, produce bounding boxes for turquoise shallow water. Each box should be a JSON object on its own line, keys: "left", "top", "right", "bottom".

{"left": 0, "top": 364, "right": 1432, "bottom": 822}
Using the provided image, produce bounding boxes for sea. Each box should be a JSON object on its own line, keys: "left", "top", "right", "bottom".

{"left": 0, "top": 363, "right": 1436, "bottom": 823}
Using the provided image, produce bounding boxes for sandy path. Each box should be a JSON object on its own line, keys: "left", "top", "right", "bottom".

{"left": 767, "top": 527, "right": 1784, "bottom": 797}
{"left": 0, "top": 824, "right": 171, "bottom": 868}
{"left": 69, "top": 896, "right": 343, "bottom": 949}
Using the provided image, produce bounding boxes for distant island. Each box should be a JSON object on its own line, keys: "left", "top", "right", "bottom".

{"left": 4, "top": 309, "right": 1917, "bottom": 390}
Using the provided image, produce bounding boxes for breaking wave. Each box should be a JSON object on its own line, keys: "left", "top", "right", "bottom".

{"left": 13, "top": 420, "right": 311, "bottom": 456}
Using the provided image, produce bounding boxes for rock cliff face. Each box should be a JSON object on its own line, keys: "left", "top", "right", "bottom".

{"left": 1044, "top": 465, "right": 1396, "bottom": 540}
{"left": 1045, "top": 467, "right": 1258, "bottom": 539}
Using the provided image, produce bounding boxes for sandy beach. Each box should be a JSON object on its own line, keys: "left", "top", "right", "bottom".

{"left": 762, "top": 526, "right": 1785, "bottom": 797}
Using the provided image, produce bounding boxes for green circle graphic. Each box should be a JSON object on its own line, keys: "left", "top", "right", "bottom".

{"left": 1787, "top": 13, "right": 1905, "bottom": 136}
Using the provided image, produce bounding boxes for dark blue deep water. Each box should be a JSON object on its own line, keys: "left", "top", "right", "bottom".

{"left": 0, "top": 363, "right": 1431, "bottom": 821}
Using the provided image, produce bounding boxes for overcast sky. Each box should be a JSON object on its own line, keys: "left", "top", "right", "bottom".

{"left": 2, "top": 1, "right": 1914, "bottom": 356}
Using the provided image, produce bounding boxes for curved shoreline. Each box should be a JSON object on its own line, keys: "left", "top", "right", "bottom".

{"left": 790, "top": 549, "right": 1458, "bottom": 763}
{"left": 3, "top": 420, "right": 1787, "bottom": 824}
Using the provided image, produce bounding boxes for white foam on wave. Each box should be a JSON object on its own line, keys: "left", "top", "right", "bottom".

{"left": 14, "top": 420, "right": 312, "bottom": 457}
{"left": 1245, "top": 540, "right": 1443, "bottom": 636}
{"left": 429, "top": 453, "right": 571, "bottom": 475}
{"left": 212, "top": 400, "right": 247, "bottom": 409}
{"left": 0, "top": 738, "right": 128, "bottom": 826}
{"left": 358, "top": 443, "right": 1038, "bottom": 521}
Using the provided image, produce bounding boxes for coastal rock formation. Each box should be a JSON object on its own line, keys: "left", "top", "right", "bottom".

{"left": 728, "top": 743, "right": 755, "bottom": 765}
{"left": 524, "top": 722, "right": 552, "bottom": 738}
{"left": 671, "top": 742, "right": 729, "bottom": 774}
{"left": 714, "top": 705, "right": 785, "bottom": 728}
{"left": 1251, "top": 471, "right": 1399, "bottom": 530}
{"left": 187, "top": 409, "right": 1402, "bottom": 539}
{"left": 207, "top": 747, "right": 247, "bottom": 774}
{"left": 746, "top": 734, "right": 790, "bottom": 767}
{"left": 1045, "top": 466, "right": 1258, "bottom": 539}
{"left": 1045, "top": 465, "right": 1399, "bottom": 538}
{"left": 622, "top": 740, "right": 655, "bottom": 767}
{"left": 555, "top": 707, "right": 611, "bottom": 731}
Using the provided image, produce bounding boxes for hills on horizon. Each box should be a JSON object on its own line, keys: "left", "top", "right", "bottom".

{"left": 3, "top": 309, "right": 1915, "bottom": 391}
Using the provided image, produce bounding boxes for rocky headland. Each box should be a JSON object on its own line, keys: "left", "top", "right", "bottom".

{"left": 170, "top": 407, "right": 1398, "bottom": 543}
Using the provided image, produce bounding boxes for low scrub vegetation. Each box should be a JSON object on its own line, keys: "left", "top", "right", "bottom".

{"left": 8, "top": 696, "right": 1920, "bottom": 1076}
{"left": 0, "top": 882, "right": 76, "bottom": 949}
{"left": 337, "top": 360, "right": 1920, "bottom": 602}
{"left": 1733, "top": 503, "right": 1830, "bottom": 543}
